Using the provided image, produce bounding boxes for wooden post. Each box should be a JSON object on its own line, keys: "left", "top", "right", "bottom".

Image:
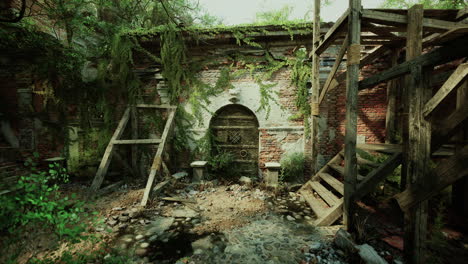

{"left": 131, "top": 106, "right": 139, "bottom": 177}
{"left": 385, "top": 49, "right": 400, "bottom": 144}
{"left": 343, "top": 0, "right": 361, "bottom": 231}
{"left": 403, "top": 5, "right": 430, "bottom": 264}
{"left": 310, "top": 0, "right": 321, "bottom": 174}
{"left": 452, "top": 80, "right": 468, "bottom": 217}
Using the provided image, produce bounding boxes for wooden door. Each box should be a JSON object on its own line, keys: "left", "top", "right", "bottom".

{"left": 210, "top": 105, "right": 259, "bottom": 178}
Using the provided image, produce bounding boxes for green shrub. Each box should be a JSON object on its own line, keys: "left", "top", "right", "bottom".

{"left": 0, "top": 153, "right": 92, "bottom": 243}
{"left": 280, "top": 152, "right": 305, "bottom": 182}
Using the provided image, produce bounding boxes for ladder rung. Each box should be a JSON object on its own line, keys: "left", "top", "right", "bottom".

{"left": 310, "top": 181, "right": 339, "bottom": 207}
{"left": 318, "top": 173, "right": 344, "bottom": 195}
{"left": 113, "top": 139, "right": 161, "bottom": 145}
{"left": 136, "top": 104, "right": 177, "bottom": 109}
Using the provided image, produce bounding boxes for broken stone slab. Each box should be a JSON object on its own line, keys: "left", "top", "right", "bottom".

{"left": 172, "top": 171, "right": 188, "bottom": 179}
{"left": 171, "top": 207, "right": 199, "bottom": 218}
{"left": 355, "top": 244, "right": 388, "bottom": 264}
{"left": 146, "top": 217, "right": 175, "bottom": 237}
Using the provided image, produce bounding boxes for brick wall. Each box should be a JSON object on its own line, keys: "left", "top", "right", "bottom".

{"left": 318, "top": 58, "right": 389, "bottom": 162}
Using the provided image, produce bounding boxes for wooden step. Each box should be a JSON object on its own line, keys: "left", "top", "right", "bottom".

{"left": 318, "top": 173, "right": 344, "bottom": 195}
{"left": 357, "top": 156, "right": 379, "bottom": 168}
{"left": 328, "top": 163, "right": 365, "bottom": 181}
{"left": 310, "top": 181, "right": 339, "bottom": 207}
{"left": 315, "top": 198, "right": 344, "bottom": 226}
{"left": 299, "top": 188, "right": 329, "bottom": 219}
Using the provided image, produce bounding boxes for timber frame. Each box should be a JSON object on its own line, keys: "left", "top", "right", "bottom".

{"left": 311, "top": 1, "right": 468, "bottom": 263}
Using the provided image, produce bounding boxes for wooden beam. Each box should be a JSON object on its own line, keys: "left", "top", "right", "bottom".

{"left": 423, "top": 27, "right": 468, "bottom": 47}
{"left": 131, "top": 106, "right": 139, "bottom": 177}
{"left": 90, "top": 108, "right": 130, "bottom": 192}
{"left": 359, "top": 37, "right": 468, "bottom": 90}
{"left": 113, "top": 139, "right": 162, "bottom": 145}
{"left": 423, "top": 63, "right": 468, "bottom": 118}
{"left": 362, "top": 9, "right": 461, "bottom": 32}
{"left": 315, "top": 9, "right": 349, "bottom": 55}
{"left": 431, "top": 99, "right": 468, "bottom": 151}
{"left": 396, "top": 144, "right": 468, "bottom": 212}
{"left": 456, "top": 7, "right": 468, "bottom": 21}
{"left": 356, "top": 143, "right": 402, "bottom": 153}
{"left": 319, "top": 35, "right": 348, "bottom": 105}
{"left": 386, "top": 49, "right": 400, "bottom": 144}
{"left": 141, "top": 108, "right": 177, "bottom": 206}
{"left": 343, "top": 0, "right": 361, "bottom": 231}
{"left": 452, "top": 80, "right": 468, "bottom": 217}
{"left": 354, "top": 152, "right": 402, "bottom": 200}
{"left": 403, "top": 6, "right": 429, "bottom": 263}
{"left": 310, "top": 0, "right": 321, "bottom": 174}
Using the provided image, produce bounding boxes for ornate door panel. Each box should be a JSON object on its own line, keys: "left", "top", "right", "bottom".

{"left": 210, "top": 105, "right": 259, "bottom": 177}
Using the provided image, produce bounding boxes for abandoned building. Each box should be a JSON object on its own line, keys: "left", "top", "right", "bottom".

{"left": 1, "top": 0, "right": 468, "bottom": 264}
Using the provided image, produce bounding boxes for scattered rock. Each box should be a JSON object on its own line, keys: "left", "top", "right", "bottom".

{"left": 286, "top": 215, "right": 295, "bottom": 221}
{"left": 192, "top": 235, "right": 215, "bottom": 252}
{"left": 173, "top": 171, "right": 188, "bottom": 179}
{"left": 107, "top": 219, "right": 118, "bottom": 227}
{"left": 239, "top": 176, "right": 252, "bottom": 185}
{"left": 140, "top": 242, "right": 150, "bottom": 249}
{"left": 356, "top": 244, "right": 388, "bottom": 264}
{"left": 112, "top": 207, "right": 124, "bottom": 211}
{"left": 135, "top": 234, "right": 144, "bottom": 240}
{"left": 309, "top": 242, "right": 322, "bottom": 252}
{"left": 135, "top": 248, "right": 147, "bottom": 256}
{"left": 146, "top": 217, "right": 175, "bottom": 236}
{"left": 119, "top": 216, "right": 129, "bottom": 222}
{"left": 171, "top": 207, "right": 198, "bottom": 218}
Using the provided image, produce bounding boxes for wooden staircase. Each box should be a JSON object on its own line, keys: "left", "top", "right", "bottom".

{"left": 89, "top": 104, "right": 177, "bottom": 206}
{"left": 299, "top": 143, "right": 403, "bottom": 226}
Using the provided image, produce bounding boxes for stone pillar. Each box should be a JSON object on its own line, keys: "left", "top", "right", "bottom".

{"left": 191, "top": 161, "right": 207, "bottom": 183}
{"left": 264, "top": 162, "right": 281, "bottom": 188}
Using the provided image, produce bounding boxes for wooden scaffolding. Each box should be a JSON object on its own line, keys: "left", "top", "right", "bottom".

{"left": 309, "top": 0, "right": 468, "bottom": 263}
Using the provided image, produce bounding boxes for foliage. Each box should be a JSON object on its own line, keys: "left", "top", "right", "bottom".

{"left": 381, "top": 0, "right": 466, "bottom": 9}
{"left": 280, "top": 152, "right": 305, "bottom": 182}
{"left": 0, "top": 153, "right": 92, "bottom": 242}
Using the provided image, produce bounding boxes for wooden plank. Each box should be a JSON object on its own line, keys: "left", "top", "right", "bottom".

{"left": 310, "top": 181, "right": 339, "bottom": 206}
{"left": 423, "top": 27, "right": 468, "bottom": 47}
{"left": 311, "top": 150, "right": 343, "bottom": 181}
{"left": 343, "top": 0, "right": 361, "bottom": 231}
{"left": 315, "top": 9, "right": 349, "bottom": 55}
{"left": 141, "top": 108, "right": 177, "bottom": 206}
{"left": 362, "top": 9, "right": 461, "bottom": 32}
{"left": 354, "top": 152, "right": 402, "bottom": 200}
{"left": 319, "top": 173, "right": 344, "bottom": 195}
{"left": 357, "top": 143, "right": 402, "bottom": 153}
{"left": 300, "top": 188, "right": 327, "bottom": 218}
{"left": 359, "top": 37, "right": 468, "bottom": 89}
{"left": 456, "top": 7, "right": 468, "bottom": 21}
{"left": 310, "top": 0, "right": 321, "bottom": 174}
{"left": 329, "top": 163, "right": 345, "bottom": 176}
{"left": 136, "top": 104, "right": 177, "bottom": 109}
{"left": 396, "top": 144, "right": 468, "bottom": 212}
{"left": 319, "top": 36, "right": 348, "bottom": 105}
{"left": 315, "top": 198, "right": 343, "bottom": 226}
{"left": 386, "top": 49, "right": 400, "bottom": 144}
{"left": 422, "top": 63, "right": 468, "bottom": 118}
{"left": 161, "top": 197, "right": 197, "bottom": 203}
{"left": 96, "top": 181, "right": 124, "bottom": 196}
{"left": 113, "top": 139, "right": 162, "bottom": 145}
{"left": 90, "top": 108, "right": 130, "bottom": 192}
{"left": 357, "top": 156, "right": 379, "bottom": 168}
{"left": 403, "top": 6, "right": 429, "bottom": 263}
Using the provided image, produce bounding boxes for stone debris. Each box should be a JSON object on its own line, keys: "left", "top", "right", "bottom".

{"left": 356, "top": 244, "right": 388, "bottom": 264}
{"left": 239, "top": 176, "right": 252, "bottom": 185}
{"left": 172, "top": 171, "right": 188, "bottom": 179}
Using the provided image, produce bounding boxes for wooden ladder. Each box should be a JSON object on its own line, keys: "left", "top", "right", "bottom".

{"left": 89, "top": 104, "right": 177, "bottom": 206}
{"left": 299, "top": 143, "right": 402, "bottom": 226}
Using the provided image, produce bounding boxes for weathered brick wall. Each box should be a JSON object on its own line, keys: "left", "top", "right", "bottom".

{"left": 317, "top": 58, "right": 389, "bottom": 164}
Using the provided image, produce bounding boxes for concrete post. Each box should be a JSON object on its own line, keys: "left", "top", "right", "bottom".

{"left": 265, "top": 162, "right": 281, "bottom": 188}
{"left": 191, "top": 161, "right": 207, "bottom": 183}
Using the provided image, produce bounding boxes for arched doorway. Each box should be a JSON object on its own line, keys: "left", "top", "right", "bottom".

{"left": 209, "top": 104, "right": 259, "bottom": 178}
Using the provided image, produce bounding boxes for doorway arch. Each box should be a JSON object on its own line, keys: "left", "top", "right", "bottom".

{"left": 209, "top": 104, "right": 259, "bottom": 178}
